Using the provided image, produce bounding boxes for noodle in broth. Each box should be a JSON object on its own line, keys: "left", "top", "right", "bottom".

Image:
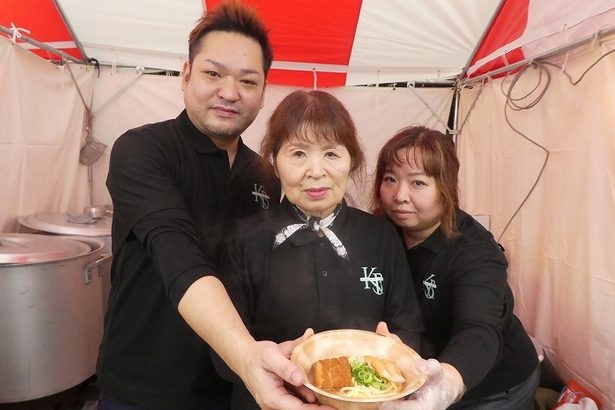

{"left": 338, "top": 381, "right": 399, "bottom": 398}
{"left": 336, "top": 358, "right": 402, "bottom": 398}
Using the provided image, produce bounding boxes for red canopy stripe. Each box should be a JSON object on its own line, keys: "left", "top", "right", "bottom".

{"left": 467, "top": 0, "right": 529, "bottom": 79}
{"left": 204, "top": 0, "right": 362, "bottom": 86}
{"left": 1, "top": 0, "right": 83, "bottom": 60}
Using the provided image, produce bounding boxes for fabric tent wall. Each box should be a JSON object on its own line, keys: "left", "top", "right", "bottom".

{"left": 458, "top": 34, "right": 615, "bottom": 408}
{"left": 0, "top": 37, "right": 94, "bottom": 231}
{"left": 0, "top": 35, "right": 453, "bottom": 232}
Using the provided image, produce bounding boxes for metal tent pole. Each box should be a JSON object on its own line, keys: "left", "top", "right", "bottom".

{"left": 0, "top": 24, "right": 84, "bottom": 64}
{"left": 462, "top": 26, "right": 615, "bottom": 86}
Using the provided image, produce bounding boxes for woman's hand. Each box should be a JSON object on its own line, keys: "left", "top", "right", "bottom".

{"left": 380, "top": 359, "right": 465, "bottom": 410}
{"left": 376, "top": 321, "right": 402, "bottom": 343}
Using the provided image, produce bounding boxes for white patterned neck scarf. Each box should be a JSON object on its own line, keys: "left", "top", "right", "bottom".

{"left": 273, "top": 203, "right": 348, "bottom": 260}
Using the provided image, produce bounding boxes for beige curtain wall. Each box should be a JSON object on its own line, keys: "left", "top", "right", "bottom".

{"left": 458, "top": 36, "right": 615, "bottom": 408}
{"left": 0, "top": 37, "right": 95, "bottom": 232}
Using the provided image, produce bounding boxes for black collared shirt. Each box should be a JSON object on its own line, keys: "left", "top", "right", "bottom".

{"left": 406, "top": 210, "right": 538, "bottom": 402}
{"left": 223, "top": 198, "right": 422, "bottom": 345}
{"left": 220, "top": 198, "right": 423, "bottom": 409}
{"left": 98, "top": 110, "right": 281, "bottom": 410}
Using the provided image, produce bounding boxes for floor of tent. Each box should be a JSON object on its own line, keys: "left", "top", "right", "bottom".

{"left": 0, "top": 377, "right": 99, "bottom": 410}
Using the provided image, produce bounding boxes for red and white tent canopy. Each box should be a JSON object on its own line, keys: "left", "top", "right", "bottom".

{"left": 3, "top": 0, "right": 614, "bottom": 87}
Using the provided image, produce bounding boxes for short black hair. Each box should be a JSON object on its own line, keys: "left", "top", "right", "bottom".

{"left": 188, "top": 0, "right": 273, "bottom": 76}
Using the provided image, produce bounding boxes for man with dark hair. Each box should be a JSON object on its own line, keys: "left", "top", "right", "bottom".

{"left": 96, "top": 2, "right": 321, "bottom": 409}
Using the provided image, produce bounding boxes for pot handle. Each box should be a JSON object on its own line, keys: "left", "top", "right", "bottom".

{"left": 84, "top": 253, "right": 112, "bottom": 285}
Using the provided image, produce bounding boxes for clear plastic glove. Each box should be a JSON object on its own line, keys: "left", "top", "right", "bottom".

{"left": 380, "top": 359, "right": 465, "bottom": 410}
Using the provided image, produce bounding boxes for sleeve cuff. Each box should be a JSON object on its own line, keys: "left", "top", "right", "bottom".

{"left": 168, "top": 263, "right": 218, "bottom": 308}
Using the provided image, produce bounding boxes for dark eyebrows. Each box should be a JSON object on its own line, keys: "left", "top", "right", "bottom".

{"left": 203, "top": 59, "right": 262, "bottom": 76}
{"left": 286, "top": 141, "right": 342, "bottom": 150}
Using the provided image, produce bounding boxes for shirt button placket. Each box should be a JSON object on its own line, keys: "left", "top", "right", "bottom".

{"left": 319, "top": 240, "right": 327, "bottom": 276}
{"left": 316, "top": 239, "right": 333, "bottom": 314}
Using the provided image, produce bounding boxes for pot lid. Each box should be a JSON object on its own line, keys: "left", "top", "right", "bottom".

{"left": 19, "top": 212, "right": 111, "bottom": 237}
{"left": 0, "top": 233, "right": 92, "bottom": 265}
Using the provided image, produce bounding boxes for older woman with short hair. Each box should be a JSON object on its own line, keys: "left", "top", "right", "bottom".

{"left": 219, "top": 90, "right": 423, "bottom": 410}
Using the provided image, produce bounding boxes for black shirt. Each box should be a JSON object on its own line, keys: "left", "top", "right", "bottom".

{"left": 97, "top": 110, "right": 281, "bottom": 410}
{"left": 406, "top": 210, "right": 538, "bottom": 402}
{"left": 221, "top": 198, "right": 423, "bottom": 409}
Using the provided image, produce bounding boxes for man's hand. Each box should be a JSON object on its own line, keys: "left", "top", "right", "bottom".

{"left": 380, "top": 359, "right": 465, "bottom": 410}
{"left": 179, "top": 279, "right": 331, "bottom": 409}
{"left": 278, "top": 329, "right": 325, "bottom": 403}
{"left": 240, "top": 329, "right": 334, "bottom": 410}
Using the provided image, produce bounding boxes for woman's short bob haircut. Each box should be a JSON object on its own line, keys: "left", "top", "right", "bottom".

{"left": 372, "top": 126, "right": 460, "bottom": 239}
{"left": 260, "top": 90, "right": 366, "bottom": 182}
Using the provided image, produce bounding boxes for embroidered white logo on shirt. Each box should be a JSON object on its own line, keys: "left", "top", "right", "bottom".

{"left": 252, "top": 183, "right": 270, "bottom": 209}
{"left": 360, "top": 267, "right": 384, "bottom": 295}
{"left": 423, "top": 273, "right": 437, "bottom": 300}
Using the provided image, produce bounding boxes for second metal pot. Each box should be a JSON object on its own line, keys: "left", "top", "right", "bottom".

{"left": 0, "top": 234, "right": 110, "bottom": 403}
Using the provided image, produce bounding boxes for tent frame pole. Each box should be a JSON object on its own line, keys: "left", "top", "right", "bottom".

{"left": 462, "top": 26, "right": 615, "bottom": 86}
{"left": 458, "top": 0, "right": 507, "bottom": 81}
{"left": 447, "top": 86, "right": 461, "bottom": 144}
{"left": 0, "top": 24, "right": 84, "bottom": 64}
{"left": 52, "top": 0, "right": 89, "bottom": 61}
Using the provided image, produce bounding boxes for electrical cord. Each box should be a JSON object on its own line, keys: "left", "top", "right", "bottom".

{"left": 541, "top": 47, "right": 615, "bottom": 85}
{"left": 496, "top": 62, "right": 551, "bottom": 242}
{"left": 495, "top": 44, "right": 615, "bottom": 242}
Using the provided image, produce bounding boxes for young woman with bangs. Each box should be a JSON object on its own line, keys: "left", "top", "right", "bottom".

{"left": 372, "top": 126, "right": 540, "bottom": 410}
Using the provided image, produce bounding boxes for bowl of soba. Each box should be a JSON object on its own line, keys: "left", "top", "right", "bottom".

{"left": 290, "top": 329, "right": 428, "bottom": 410}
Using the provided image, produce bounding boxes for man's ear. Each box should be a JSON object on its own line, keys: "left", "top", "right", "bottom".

{"left": 181, "top": 61, "right": 191, "bottom": 91}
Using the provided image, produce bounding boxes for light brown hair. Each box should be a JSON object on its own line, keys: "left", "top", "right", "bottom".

{"left": 261, "top": 90, "right": 366, "bottom": 182}
{"left": 372, "top": 126, "right": 460, "bottom": 239}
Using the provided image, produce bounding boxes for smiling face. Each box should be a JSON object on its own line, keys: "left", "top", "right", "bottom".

{"left": 181, "top": 31, "right": 266, "bottom": 150}
{"left": 379, "top": 148, "right": 444, "bottom": 247}
{"left": 274, "top": 131, "right": 352, "bottom": 218}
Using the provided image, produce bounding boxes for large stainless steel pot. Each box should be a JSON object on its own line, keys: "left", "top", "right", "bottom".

{"left": 0, "top": 234, "right": 110, "bottom": 403}
{"left": 19, "top": 212, "right": 112, "bottom": 313}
